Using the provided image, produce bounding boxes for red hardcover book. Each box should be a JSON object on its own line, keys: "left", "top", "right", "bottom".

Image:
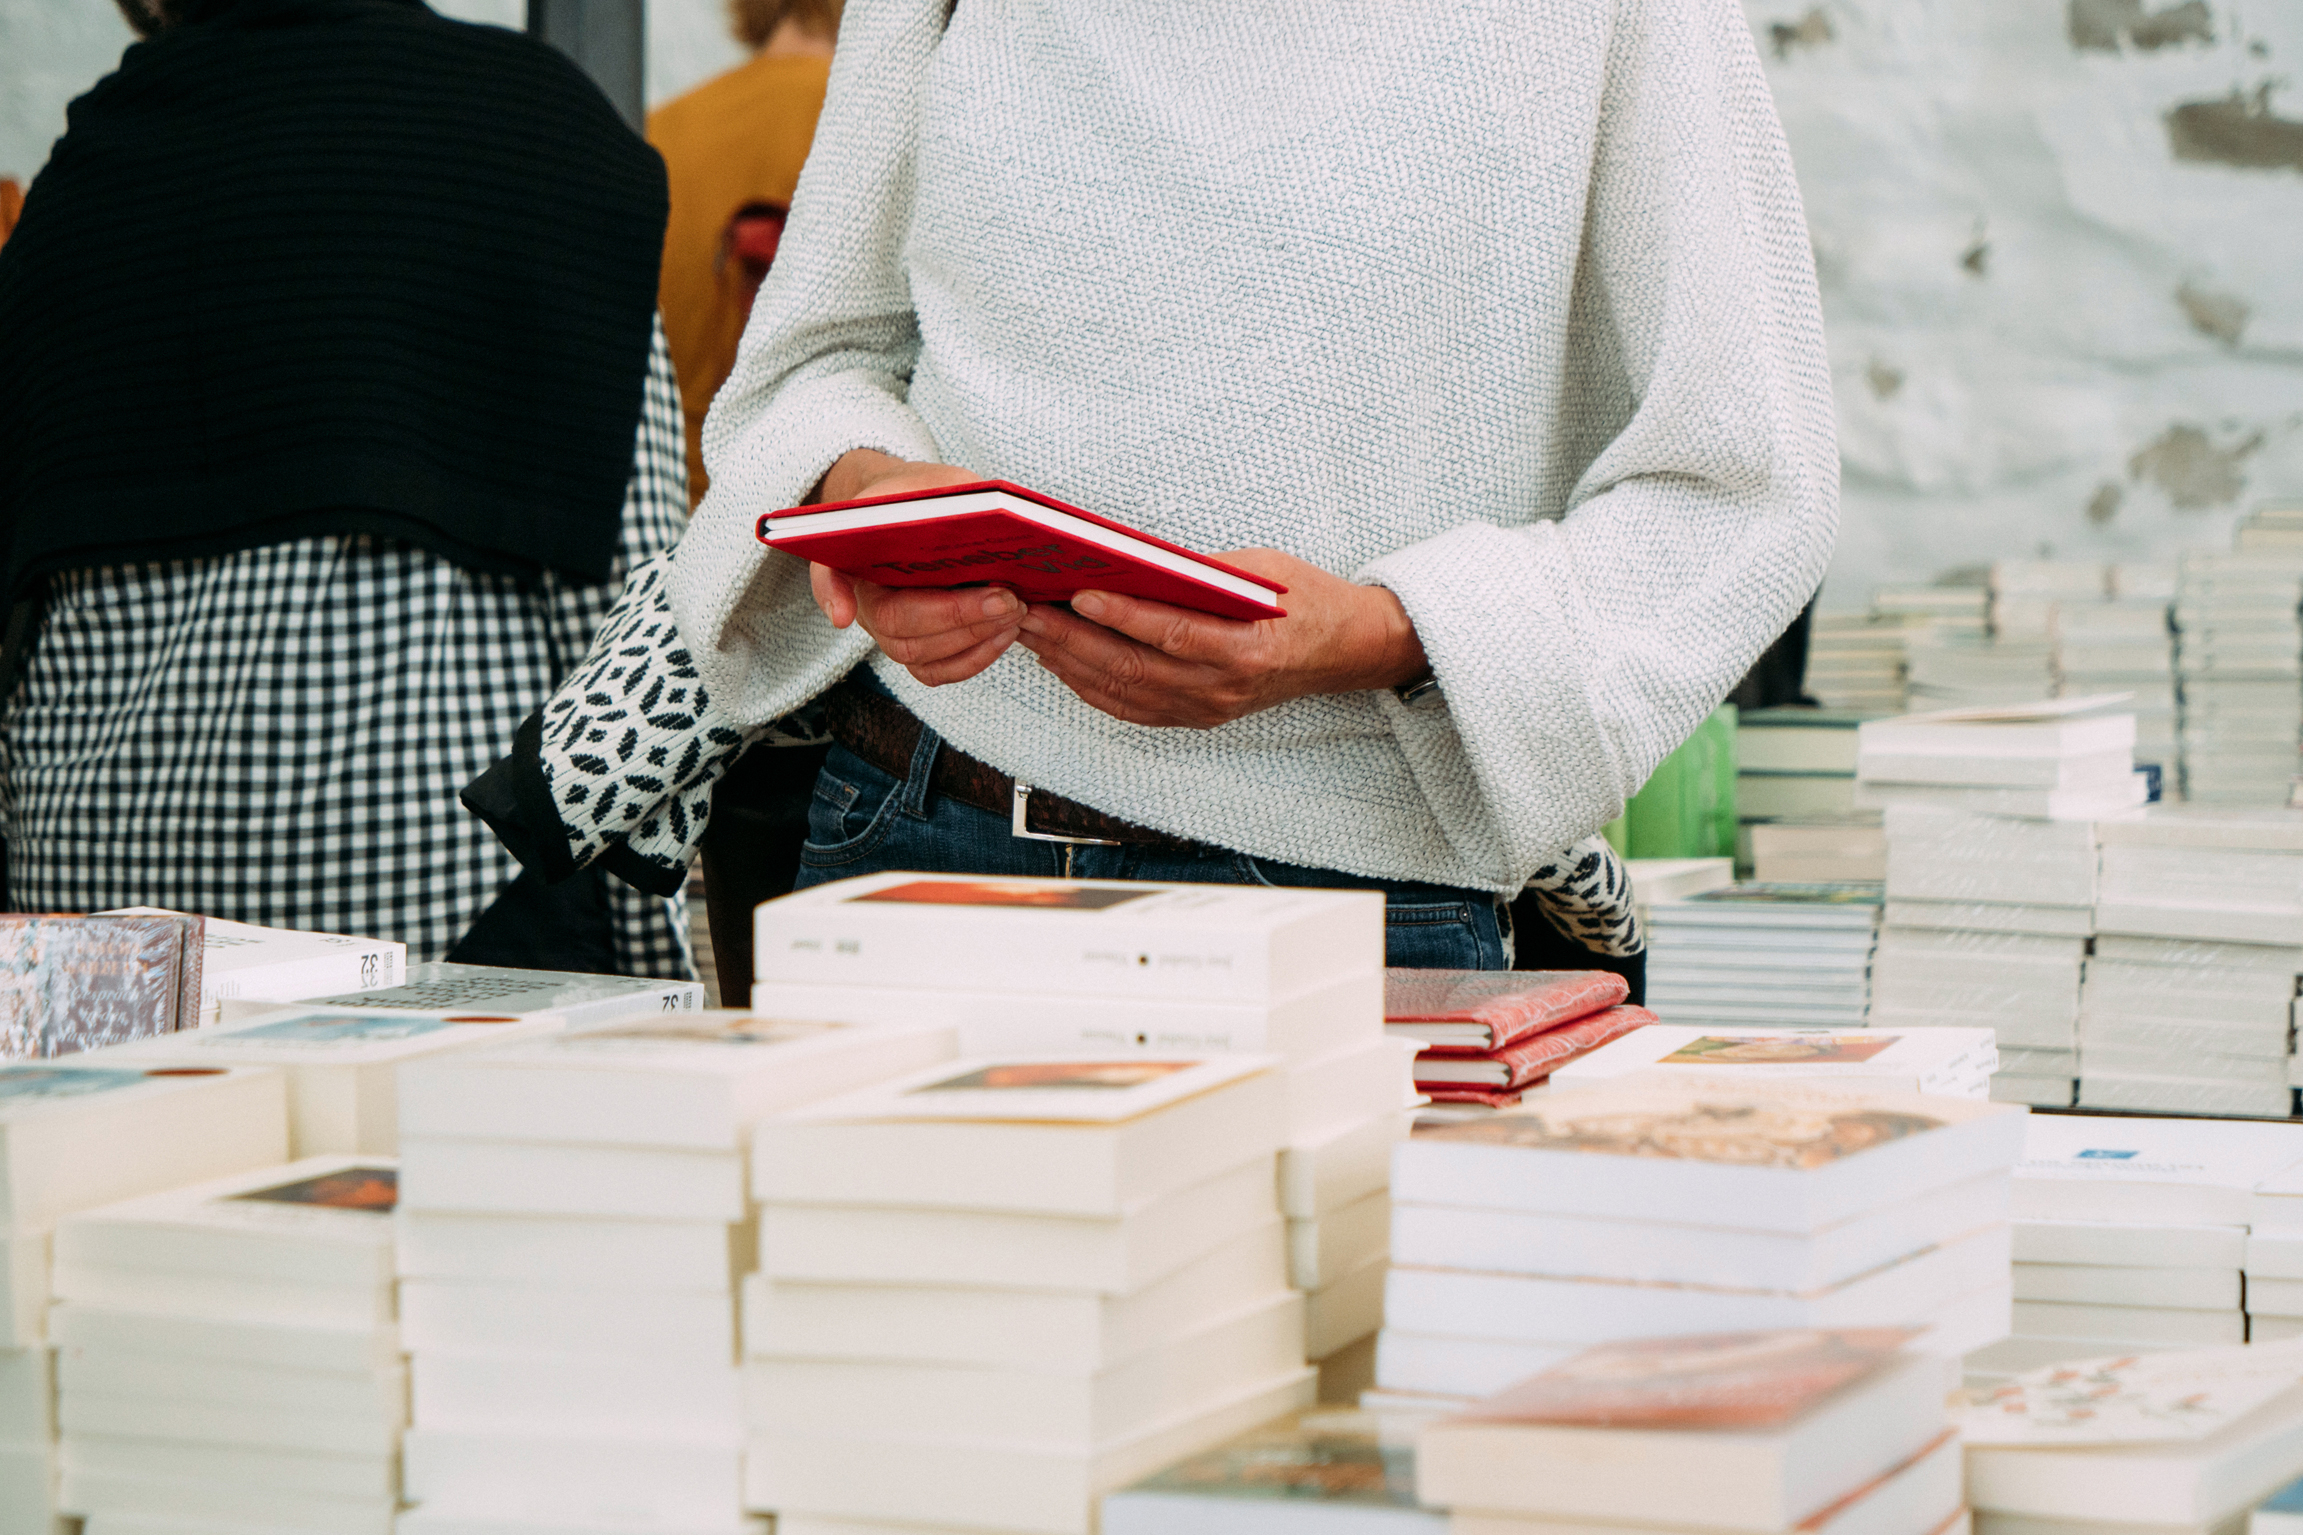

{"left": 1386, "top": 969, "right": 1632, "bottom": 1055}
{"left": 1412, "top": 1004, "right": 1655, "bottom": 1092}
{"left": 757, "top": 481, "right": 1288, "bottom": 621}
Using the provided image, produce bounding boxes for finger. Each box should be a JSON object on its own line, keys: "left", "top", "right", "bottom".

{"left": 1068, "top": 589, "right": 1252, "bottom": 663}
{"left": 907, "top": 626, "right": 1021, "bottom": 687}
{"left": 856, "top": 582, "right": 1024, "bottom": 644}
{"left": 1026, "top": 647, "right": 1223, "bottom": 729}
{"left": 811, "top": 564, "right": 859, "bottom": 628}
{"left": 1017, "top": 604, "right": 1210, "bottom": 695}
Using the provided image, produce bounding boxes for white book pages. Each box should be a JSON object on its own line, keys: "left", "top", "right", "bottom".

{"left": 1393, "top": 1083, "right": 2024, "bottom": 1233}
{"left": 229, "top": 962, "right": 703, "bottom": 1027}
{"left": 0, "top": 1345, "right": 49, "bottom": 1446}
{"left": 1304, "top": 1250, "right": 1388, "bottom": 1361}
{"left": 1373, "top": 1329, "right": 1574, "bottom": 1401}
{"left": 59, "top": 1429, "right": 395, "bottom": 1497}
{"left": 2090, "top": 937, "right": 2303, "bottom": 973}
{"left": 0, "top": 1065, "right": 286, "bottom": 1232}
{"left": 2011, "top": 1301, "right": 2246, "bottom": 1346}
{"left": 397, "top": 1138, "right": 743, "bottom": 1222}
{"left": 757, "top": 1155, "right": 1276, "bottom": 1294}
{"left": 50, "top": 1303, "right": 395, "bottom": 1375}
{"left": 2249, "top": 1234, "right": 2303, "bottom": 1280}
{"left": 2001, "top": 1050, "right": 2081, "bottom": 1075}
{"left": 742, "top": 1368, "right": 1316, "bottom": 1534}
{"left": 743, "top": 1290, "right": 1303, "bottom": 1447}
{"left": 1276, "top": 1108, "right": 1409, "bottom": 1219}
{"left": 392, "top": 1517, "right": 765, "bottom": 1535}
{"left": 59, "top": 1392, "right": 396, "bottom": 1456}
{"left": 402, "top": 1428, "right": 742, "bottom": 1527}
{"left": 741, "top": 1219, "right": 1286, "bottom": 1371}
{"left": 57, "top": 1349, "right": 399, "bottom": 1417}
{"left": 754, "top": 1063, "right": 1282, "bottom": 1219}
{"left": 1285, "top": 1189, "right": 1387, "bottom": 1291}
{"left": 1390, "top": 1171, "right": 2007, "bottom": 1293}
{"left": 1991, "top": 1073, "right": 2076, "bottom": 1108}
{"left": 744, "top": 970, "right": 1382, "bottom": 1062}
{"left": 754, "top": 873, "right": 1382, "bottom": 1004}
{"left": 1860, "top": 707, "right": 2136, "bottom": 755}
{"left": 1855, "top": 775, "right": 2151, "bottom": 820}
{"left": 2096, "top": 809, "right": 2303, "bottom": 854}
{"left": 2245, "top": 1279, "right": 2303, "bottom": 1319}
{"left": 1281, "top": 1041, "right": 1415, "bottom": 1145}
{"left": 2013, "top": 1262, "right": 2240, "bottom": 1310}
{"left": 2015, "top": 1116, "right": 2303, "bottom": 1224}
{"left": 398, "top": 1279, "right": 732, "bottom": 1361}
{"left": 0, "top": 1443, "right": 57, "bottom": 1533}
{"left": 2015, "top": 1218, "right": 2246, "bottom": 1269}
{"left": 1383, "top": 1224, "right": 2008, "bottom": 1350}
{"left": 411, "top": 1352, "right": 739, "bottom": 1437}
{"left": 397, "top": 1016, "right": 956, "bottom": 1152}
{"left": 0, "top": 1232, "right": 47, "bottom": 1349}
{"left": 395, "top": 1210, "right": 742, "bottom": 1290}
{"left": 1873, "top": 1008, "right": 2074, "bottom": 1049}
{"left": 1858, "top": 748, "right": 2135, "bottom": 790}
{"left": 55, "top": 1156, "right": 393, "bottom": 1287}
{"left": 50, "top": 1264, "right": 391, "bottom": 1331}
{"left": 2077, "top": 1077, "right": 2295, "bottom": 1119}
{"left": 1883, "top": 900, "right": 2095, "bottom": 939}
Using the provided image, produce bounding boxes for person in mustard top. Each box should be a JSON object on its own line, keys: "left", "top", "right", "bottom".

{"left": 647, "top": 0, "right": 842, "bottom": 504}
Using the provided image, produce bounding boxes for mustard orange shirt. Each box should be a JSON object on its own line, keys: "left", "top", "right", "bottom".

{"left": 647, "top": 53, "right": 831, "bottom": 502}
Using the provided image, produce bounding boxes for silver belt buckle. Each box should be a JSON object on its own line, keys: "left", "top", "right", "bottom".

{"left": 1011, "top": 782, "right": 1122, "bottom": 846}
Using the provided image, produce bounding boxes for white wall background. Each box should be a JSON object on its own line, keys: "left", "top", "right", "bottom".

{"left": 1747, "top": 0, "right": 2303, "bottom": 606}
{"left": 8, "top": 0, "right": 2298, "bottom": 610}
{"left": 0, "top": 0, "right": 745, "bottom": 191}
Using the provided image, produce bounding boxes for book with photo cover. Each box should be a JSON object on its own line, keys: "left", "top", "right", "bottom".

{"left": 103, "top": 908, "right": 401, "bottom": 1026}
{"left": 54, "top": 1155, "right": 397, "bottom": 1287}
{"left": 1100, "top": 1408, "right": 1445, "bottom": 1535}
{"left": 1410, "top": 1005, "right": 1654, "bottom": 1090}
{"left": 1552, "top": 1024, "right": 1996, "bottom": 1096}
{"left": 1383, "top": 969, "right": 1630, "bottom": 1053}
{"left": 758, "top": 479, "right": 1288, "bottom": 621}
{"left": 0, "top": 1062, "right": 286, "bottom": 1231}
{"left": 0, "top": 913, "right": 205, "bottom": 1058}
{"left": 223, "top": 962, "right": 702, "bottom": 1027}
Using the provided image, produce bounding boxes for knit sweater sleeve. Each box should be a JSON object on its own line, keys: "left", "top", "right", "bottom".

{"left": 665, "top": 0, "right": 951, "bottom": 726}
{"left": 1358, "top": 0, "right": 1838, "bottom": 881}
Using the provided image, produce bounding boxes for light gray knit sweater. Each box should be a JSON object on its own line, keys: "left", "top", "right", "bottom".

{"left": 671, "top": 0, "right": 1838, "bottom": 895}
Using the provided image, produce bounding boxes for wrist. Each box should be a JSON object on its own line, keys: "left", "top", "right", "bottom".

{"left": 1353, "top": 585, "right": 1428, "bottom": 693}
{"left": 811, "top": 448, "right": 908, "bottom": 506}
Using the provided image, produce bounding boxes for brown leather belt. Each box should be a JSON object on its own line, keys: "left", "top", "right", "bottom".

{"left": 822, "top": 680, "right": 1211, "bottom": 852}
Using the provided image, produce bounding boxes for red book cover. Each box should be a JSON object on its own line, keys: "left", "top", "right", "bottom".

{"left": 1457, "top": 1328, "right": 1918, "bottom": 1429}
{"left": 1384, "top": 969, "right": 1631, "bottom": 1055}
{"left": 1412, "top": 1004, "right": 1656, "bottom": 1091}
{"left": 758, "top": 480, "right": 1287, "bottom": 621}
{"left": 1423, "top": 1085, "right": 1529, "bottom": 1108}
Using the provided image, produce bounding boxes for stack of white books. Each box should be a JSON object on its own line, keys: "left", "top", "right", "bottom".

{"left": 2090, "top": 809, "right": 2303, "bottom": 1116}
{"left": 1622, "top": 857, "right": 1735, "bottom": 912}
{"left": 742, "top": 1054, "right": 1314, "bottom": 1535}
{"left": 1804, "top": 612, "right": 1906, "bottom": 714}
{"left": 1368, "top": 1082, "right": 2021, "bottom": 1412}
{"left": 2244, "top": 1158, "right": 2303, "bottom": 1344}
{"left": 747, "top": 872, "right": 1408, "bottom": 1370}
{"left": 1902, "top": 634, "right": 2057, "bottom": 710}
{"left": 1102, "top": 1407, "right": 1444, "bottom": 1535}
{"left": 2175, "top": 554, "right": 2303, "bottom": 806}
{"left": 1854, "top": 698, "right": 2146, "bottom": 821}
{"left": 50, "top": 1156, "right": 399, "bottom": 1532}
{"left": 1968, "top": 1115, "right": 2299, "bottom": 1383}
{"left": 1735, "top": 709, "right": 1867, "bottom": 822}
{"left": 392, "top": 1014, "right": 953, "bottom": 1535}
{"left": 1959, "top": 1340, "right": 2303, "bottom": 1535}
{"left": 1551, "top": 1024, "right": 1995, "bottom": 1099}
{"left": 1642, "top": 885, "right": 1882, "bottom": 1028}
{"left": 221, "top": 961, "right": 704, "bottom": 1027}
{"left": 95, "top": 1005, "right": 572, "bottom": 1157}
{"left": 102, "top": 909, "right": 405, "bottom": 1027}
{"left": 2054, "top": 598, "right": 2178, "bottom": 760}
{"left": 0, "top": 1063, "right": 291, "bottom": 1531}
{"left": 2114, "top": 562, "right": 2182, "bottom": 602}
{"left": 1417, "top": 1330, "right": 1963, "bottom": 1535}
{"left": 2237, "top": 504, "right": 2303, "bottom": 553}
{"left": 1994, "top": 559, "right": 2108, "bottom": 641}
{"left": 1746, "top": 819, "right": 1888, "bottom": 884}
{"left": 1874, "top": 585, "right": 1989, "bottom": 643}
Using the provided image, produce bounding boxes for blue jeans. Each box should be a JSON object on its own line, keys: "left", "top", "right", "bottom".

{"left": 792, "top": 734, "right": 1513, "bottom": 971}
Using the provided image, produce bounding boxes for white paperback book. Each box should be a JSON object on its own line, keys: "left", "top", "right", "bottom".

{"left": 397, "top": 1014, "right": 956, "bottom": 1151}
{"left": 753, "top": 1054, "right": 1283, "bottom": 1218}
{"left": 1550, "top": 1026, "right": 1996, "bottom": 1097}
{"left": 98, "top": 1008, "right": 567, "bottom": 1157}
{"left": 0, "top": 1063, "right": 287, "bottom": 1232}
{"left": 751, "top": 871, "right": 1383, "bottom": 1003}
{"left": 2014, "top": 1115, "right": 2303, "bottom": 1225}
{"left": 102, "top": 908, "right": 405, "bottom": 1026}
{"left": 1391, "top": 1082, "right": 2025, "bottom": 1233}
{"left": 220, "top": 961, "right": 702, "bottom": 1027}
{"left": 53, "top": 1155, "right": 396, "bottom": 1291}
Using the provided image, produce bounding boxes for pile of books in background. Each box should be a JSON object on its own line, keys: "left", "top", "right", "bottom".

{"left": 2175, "top": 551, "right": 2303, "bottom": 807}
{"left": 1553, "top": 1022, "right": 1996, "bottom": 1099}
{"left": 2085, "top": 808, "right": 2303, "bottom": 1117}
{"left": 1641, "top": 885, "right": 1881, "bottom": 1030}
{"left": 1856, "top": 700, "right": 2142, "bottom": 1109}
{"left": 1903, "top": 631, "right": 2056, "bottom": 710}
{"left": 1874, "top": 584, "right": 1989, "bottom": 642}
{"left": 2053, "top": 595, "right": 2177, "bottom": 770}
{"left": 1733, "top": 708, "right": 1886, "bottom": 883}
{"left": 1383, "top": 970, "right": 1651, "bottom": 1110}
{"left": 1366, "top": 1080, "right": 2019, "bottom": 1414}
{"left": 1804, "top": 611, "right": 1907, "bottom": 713}
{"left": 1991, "top": 559, "right": 2108, "bottom": 641}
{"left": 1967, "top": 1114, "right": 2299, "bottom": 1386}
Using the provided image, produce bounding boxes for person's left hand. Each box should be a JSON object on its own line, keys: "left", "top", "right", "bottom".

{"left": 1014, "top": 549, "right": 1428, "bottom": 729}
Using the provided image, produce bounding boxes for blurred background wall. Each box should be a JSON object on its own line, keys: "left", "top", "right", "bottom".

{"left": 5, "top": 0, "right": 2299, "bottom": 608}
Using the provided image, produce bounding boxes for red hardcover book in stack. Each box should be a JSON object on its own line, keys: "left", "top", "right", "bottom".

{"left": 758, "top": 481, "right": 1288, "bottom": 621}
{"left": 1384, "top": 970, "right": 1652, "bottom": 1107}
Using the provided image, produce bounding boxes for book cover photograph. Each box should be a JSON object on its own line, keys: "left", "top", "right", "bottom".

{"left": 1458, "top": 1328, "right": 1917, "bottom": 1428}
{"left": 1117, "top": 1409, "right": 1420, "bottom": 1507}
{"left": 0, "top": 1065, "right": 167, "bottom": 1106}
{"left": 552, "top": 1017, "right": 845, "bottom": 1052}
{"left": 911, "top": 1060, "right": 1199, "bottom": 1094}
{"left": 229, "top": 1165, "right": 397, "bottom": 1214}
{"left": 1431, "top": 1095, "right": 1948, "bottom": 1169}
{"left": 790, "top": 1053, "right": 1271, "bottom": 1125}
{"left": 205, "top": 1013, "right": 462, "bottom": 1048}
{"left": 1658, "top": 1034, "right": 1902, "bottom": 1067}
{"left": 1956, "top": 1338, "right": 2303, "bottom": 1444}
{"left": 849, "top": 880, "right": 1156, "bottom": 912}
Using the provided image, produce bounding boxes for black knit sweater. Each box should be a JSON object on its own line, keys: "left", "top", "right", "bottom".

{"left": 0, "top": 0, "right": 667, "bottom": 592}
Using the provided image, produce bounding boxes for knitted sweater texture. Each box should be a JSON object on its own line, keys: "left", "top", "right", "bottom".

{"left": 672, "top": 0, "right": 1838, "bottom": 895}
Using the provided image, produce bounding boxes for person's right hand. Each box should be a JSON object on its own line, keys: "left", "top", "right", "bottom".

{"left": 806, "top": 450, "right": 1025, "bottom": 687}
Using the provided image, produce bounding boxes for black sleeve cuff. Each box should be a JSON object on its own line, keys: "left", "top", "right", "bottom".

{"left": 462, "top": 712, "right": 692, "bottom": 899}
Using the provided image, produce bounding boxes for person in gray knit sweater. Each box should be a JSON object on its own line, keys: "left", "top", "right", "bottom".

{"left": 468, "top": 0, "right": 1837, "bottom": 976}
